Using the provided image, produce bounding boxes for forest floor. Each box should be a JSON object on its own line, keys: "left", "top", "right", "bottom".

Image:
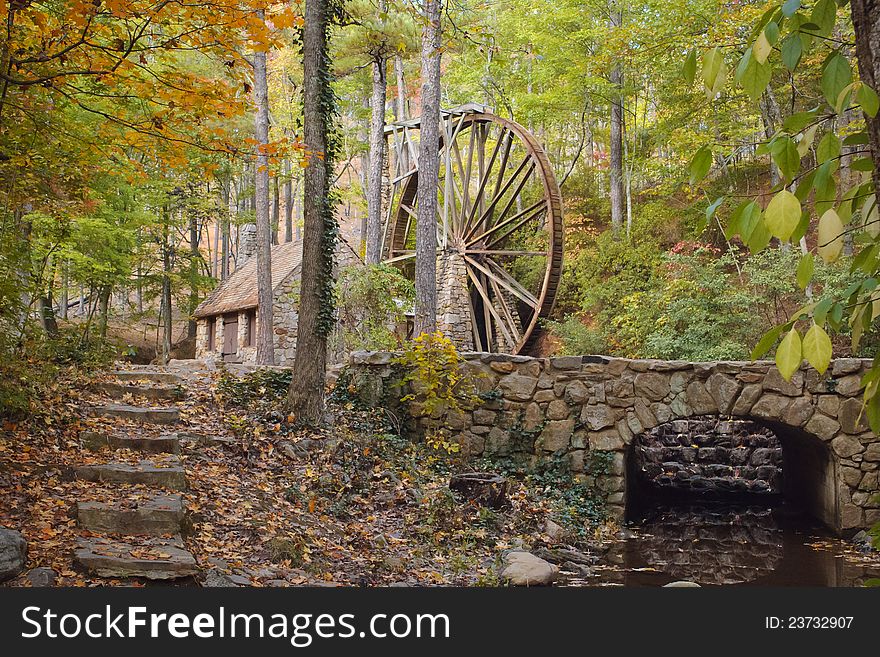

{"left": 0, "top": 361, "right": 622, "bottom": 587}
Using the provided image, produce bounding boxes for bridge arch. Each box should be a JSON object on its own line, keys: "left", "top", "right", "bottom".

{"left": 625, "top": 413, "right": 837, "bottom": 531}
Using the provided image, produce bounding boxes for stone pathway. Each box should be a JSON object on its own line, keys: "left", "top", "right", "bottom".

{"left": 73, "top": 367, "right": 199, "bottom": 581}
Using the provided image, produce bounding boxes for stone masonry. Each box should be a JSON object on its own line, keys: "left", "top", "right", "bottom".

{"left": 436, "top": 252, "right": 474, "bottom": 351}
{"left": 635, "top": 417, "right": 783, "bottom": 495}
{"left": 348, "top": 352, "right": 880, "bottom": 534}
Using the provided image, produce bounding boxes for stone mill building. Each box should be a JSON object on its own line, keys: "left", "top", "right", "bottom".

{"left": 193, "top": 240, "right": 303, "bottom": 365}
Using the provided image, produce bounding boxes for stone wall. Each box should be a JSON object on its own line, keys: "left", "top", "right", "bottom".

{"left": 635, "top": 417, "right": 783, "bottom": 495}
{"left": 348, "top": 351, "right": 880, "bottom": 533}
{"left": 270, "top": 271, "right": 300, "bottom": 365}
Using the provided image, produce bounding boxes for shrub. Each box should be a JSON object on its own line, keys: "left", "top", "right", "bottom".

{"left": 395, "top": 332, "right": 480, "bottom": 454}
{"left": 335, "top": 264, "right": 414, "bottom": 352}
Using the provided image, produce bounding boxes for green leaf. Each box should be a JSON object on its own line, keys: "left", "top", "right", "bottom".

{"left": 802, "top": 323, "right": 832, "bottom": 374}
{"left": 706, "top": 196, "right": 725, "bottom": 221}
{"left": 830, "top": 302, "right": 844, "bottom": 328}
{"left": 810, "top": 0, "right": 837, "bottom": 36}
{"left": 851, "top": 156, "right": 875, "bottom": 172}
{"left": 843, "top": 131, "right": 869, "bottom": 146}
{"left": 782, "top": 109, "right": 817, "bottom": 133}
{"left": 794, "top": 169, "right": 817, "bottom": 202}
{"left": 683, "top": 48, "right": 697, "bottom": 84}
{"left": 796, "top": 252, "right": 814, "bottom": 289}
{"left": 751, "top": 324, "right": 785, "bottom": 360}
{"left": 815, "top": 173, "right": 837, "bottom": 215}
{"left": 725, "top": 201, "right": 746, "bottom": 239}
{"left": 781, "top": 33, "right": 803, "bottom": 71}
{"left": 817, "top": 208, "right": 844, "bottom": 263}
{"left": 865, "top": 392, "right": 880, "bottom": 435}
{"left": 836, "top": 82, "right": 856, "bottom": 113}
{"left": 748, "top": 218, "right": 772, "bottom": 252}
{"left": 765, "top": 21, "right": 780, "bottom": 45}
{"left": 738, "top": 201, "right": 762, "bottom": 241}
{"left": 782, "top": 0, "right": 801, "bottom": 17}
{"left": 739, "top": 52, "right": 772, "bottom": 101}
{"left": 771, "top": 137, "right": 800, "bottom": 180}
{"left": 775, "top": 327, "right": 803, "bottom": 381}
{"left": 816, "top": 131, "right": 841, "bottom": 163}
{"left": 689, "top": 145, "right": 713, "bottom": 184}
{"left": 814, "top": 297, "right": 833, "bottom": 325}
{"left": 821, "top": 52, "right": 852, "bottom": 108}
{"left": 764, "top": 190, "right": 802, "bottom": 241}
{"left": 792, "top": 210, "right": 811, "bottom": 243}
{"left": 702, "top": 47, "right": 727, "bottom": 98}
{"left": 858, "top": 83, "right": 880, "bottom": 117}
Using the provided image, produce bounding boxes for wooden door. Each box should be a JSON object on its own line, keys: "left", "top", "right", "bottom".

{"left": 222, "top": 313, "right": 238, "bottom": 361}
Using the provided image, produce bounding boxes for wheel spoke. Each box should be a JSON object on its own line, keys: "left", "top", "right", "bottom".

{"left": 466, "top": 199, "right": 544, "bottom": 247}
{"left": 464, "top": 261, "right": 517, "bottom": 349}
{"left": 469, "top": 157, "right": 533, "bottom": 241}
{"left": 487, "top": 276, "right": 523, "bottom": 346}
{"left": 385, "top": 251, "right": 417, "bottom": 264}
{"left": 462, "top": 254, "right": 540, "bottom": 310}
{"left": 462, "top": 127, "right": 509, "bottom": 241}
{"left": 485, "top": 257, "right": 541, "bottom": 309}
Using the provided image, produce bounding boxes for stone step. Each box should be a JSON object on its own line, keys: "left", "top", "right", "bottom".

{"left": 77, "top": 494, "right": 185, "bottom": 535}
{"left": 89, "top": 403, "right": 180, "bottom": 424}
{"left": 75, "top": 536, "right": 198, "bottom": 580}
{"left": 94, "top": 381, "right": 185, "bottom": 402}
{"left": 81, "top": 430, "right": 180, "bottom": 454}
{"left": 112, "top": 370, "right": 182, "bottom": 384}
{"left": 74, "top": 460, "right": 187, "bottom": 490}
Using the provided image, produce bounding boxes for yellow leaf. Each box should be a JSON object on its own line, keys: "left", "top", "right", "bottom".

{"left": 775, "top": 327, "right": 802, "bottom": 381}
{"left": 753, "top": 32, "right": 772, "bottom": 64}
{"left": 817, "top": 209, "right": 844, "bottom": 263}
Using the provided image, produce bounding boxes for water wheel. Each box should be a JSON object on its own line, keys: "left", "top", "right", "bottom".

{"left": 382, "top": 106, "right": 563, "bottom": 354}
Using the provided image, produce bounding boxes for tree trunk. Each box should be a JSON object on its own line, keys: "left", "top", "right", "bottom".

{"left": 284, "top": 159, "right": 294, "bottom": 242}
{"left": 759, "top": 88, "right": 783, "bottom": 187}
{"left": 37, "top": 296, "right": 58, "bottom": 337}
{"left": 97, "top": 285, "right": 111, "bottom": 339}
{"left": 608, "top": 9, "right": 625, "bottom": 237}
{"left": 395, "top": 54, "right": 407, "bottom": 121}
{"left": 851, "top": 0, "right": 880, "bottom": 194}
{"left": 365, "top": 45, "right": 387, "bottom": 264}
{"left": 188, "top": 210, "right": 199, "bottom": 339}
{"left": 59, "top": 259, "right": 69, "bottom": 320}
{"left": 160, "top": 212, "right": 172, "bottom": 364}
{"left": 254, "top": 13, "right": 276, "bottom": 366}
{"left": 288, "top": 0, "right": 336, "bottom": 424}
{"left": 272, "top": 173, "right": 281, "bottom": 245}
{"left": 223, "top": 178, "right": 233, "bottom": 279}
{"left": 414, "top": 0, "right": 442, "bottom": 336}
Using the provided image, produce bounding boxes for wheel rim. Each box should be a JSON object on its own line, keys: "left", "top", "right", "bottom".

{"left": 383, "top": 112, "right": 563, "bottom": 354}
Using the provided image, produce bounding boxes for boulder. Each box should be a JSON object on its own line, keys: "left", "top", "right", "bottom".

{"left": 26, "top": 567, "right": 57, "bottom": 587}
{"left": 663, "top": 580, "right": 701, "bottom": 587}
{"left": 0, "top": 528, "right": 27, "bottom": 582}
{"left": 500, "top": 551, "right": 558, "bottom": 586}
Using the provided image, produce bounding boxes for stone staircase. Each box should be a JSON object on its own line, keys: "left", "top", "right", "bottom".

{"left": 73, "top": 367, "right": 199, "bottom": 581}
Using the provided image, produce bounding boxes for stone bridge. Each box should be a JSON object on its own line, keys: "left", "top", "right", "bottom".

{"left": 348, "top": 352, "right": 880, "bottom": 534}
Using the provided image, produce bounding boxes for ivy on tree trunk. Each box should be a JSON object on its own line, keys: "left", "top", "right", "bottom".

{"left": 288, "top": 0, "right": 341, "bottom": 425}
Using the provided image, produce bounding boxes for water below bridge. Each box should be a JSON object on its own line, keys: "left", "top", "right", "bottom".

{"left": 580, "top": 501, "right": 880, "bottom": 587}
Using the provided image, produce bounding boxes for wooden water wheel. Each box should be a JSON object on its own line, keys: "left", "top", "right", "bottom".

{"left": 382, "top": 104, "right": 563, "bottom": 354}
